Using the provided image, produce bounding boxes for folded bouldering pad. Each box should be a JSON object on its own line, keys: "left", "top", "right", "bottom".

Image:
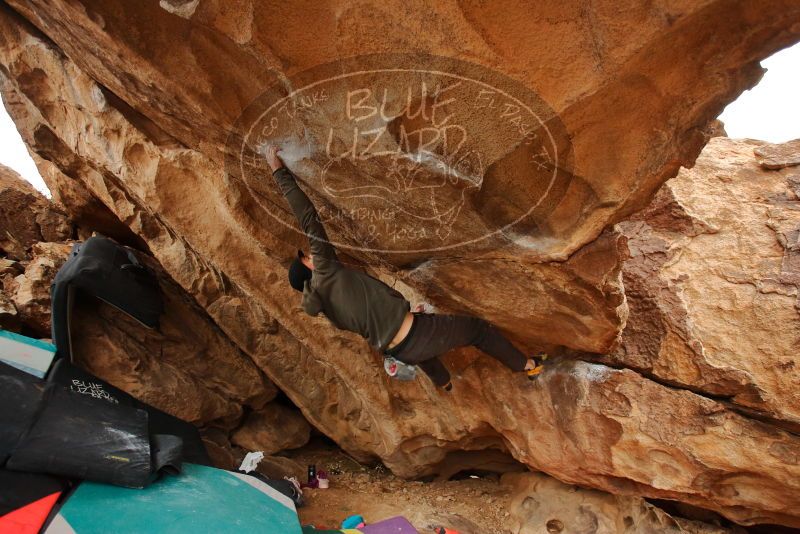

{"left": 44, "top": 463, "right": 303, "bottom": 534}
{"left": 0, "top": 361, "right": 46, "bottom": 465}
{"left": 50, "top": 236, "right": 163, "bottom": 362}
{"left": 0, "top": 491, "right": 61, "bottom": 534}
{"left": 361, "top": 517, "right": 419, "bottom": 534}
{"left": 0, "top": 468, "right": 70, "bottom": 534}
{"left": 0, "top": 469, "right": 68, "bottom": 516}
{"left": 48, "top": 358, "right": 210, "bottom": 466}
{"left": 6, "top": 382, "right": 153, "bottom": 488}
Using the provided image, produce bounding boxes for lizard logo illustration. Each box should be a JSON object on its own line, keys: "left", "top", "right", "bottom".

{"left": 228, "top": 53, "right": 572, "bottom": 254}
{"left": 318, "top": 112, "right": 485, "bottom": 242}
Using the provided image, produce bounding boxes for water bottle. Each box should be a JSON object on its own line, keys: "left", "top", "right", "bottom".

{"left": 307, "top": 464, "right": 317, "bottom": 486}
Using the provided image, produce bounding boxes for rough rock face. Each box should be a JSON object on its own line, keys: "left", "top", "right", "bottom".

{"left": 606, "top": 137, "right": 800, "bottom": 428}
{"left": 231, "top": 403, "right": 311, "bottom": 454}
{"left": 0, "top": 169, "right": 331, "bottom": 461}
{"left": 4, "top": 0, "right": 800, "bottom": 354}
{"left": 504, "top": 472, "right": 737, "bottom": 534}
{"left": 69, "top": 250, "right": 278, "bottom": 427}
{"left": 0, "top": 170, "right": 278, "bottom": 427}
{"left": 2, "top": 0, "right": 800, "bottom": 527}
{"left": 0, "top": 163, "right": 70, "bottom": 260}
{"left": 754, "top": 138, "right": 800, "bottom": 170}
{"left": 0, "top": 258, "right": 22, "bottom": 330}
{"left": 2, "top": 237, "right": 276, "bottom": 426}
{"left": 10, "top": 241, "right": 69, "bottom": 336}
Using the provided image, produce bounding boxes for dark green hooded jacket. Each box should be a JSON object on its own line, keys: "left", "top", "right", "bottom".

{"left": 273, "top": 166, "right": 410, "bottom": 352}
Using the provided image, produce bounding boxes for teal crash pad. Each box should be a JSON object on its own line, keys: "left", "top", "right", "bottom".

{"left": 45, "top": 463, "right": 302, "bottom": 534}
{"left": 0, "top": 329, "right": 56, "bottom": 378}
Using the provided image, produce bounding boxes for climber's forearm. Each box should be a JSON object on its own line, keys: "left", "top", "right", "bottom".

{"left": 271, "top": 167, "right": 338, "bottom": 263}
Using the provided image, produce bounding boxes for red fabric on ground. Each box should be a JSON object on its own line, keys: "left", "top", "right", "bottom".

{"left": 0, "top": 492, "right": 60, "bottom": 534}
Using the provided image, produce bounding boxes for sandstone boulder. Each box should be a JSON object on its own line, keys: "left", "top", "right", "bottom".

{"left": 754, "top": 138, "right": 800, "bottom": 169}
{"left": 0, "top": 258, "right": 22, "bottom": 330}
{"left": 1, "top": 242, "right": 277, "bottom": 428}
{"left": 3, "top": 0, "right": 799, "bottom": 354}
{"left": 200, "top": 427, "right": 242, "bottom": 471}
{"left": 0, "top": 290, "right": 18, "bottom": 331}
{"left": 705, "top": 119, "right": 728, "bottom": 139}
{"left": 2, "top": 0, "right": 800, "bottom": 528}
{"left": 32, "top": 154, "right": 149, "bottom": 248}
{"left": 606, "top": 137, "right": 800, "bottom": 427}
{"left": 0, "top": 163, "right": 70, "bottom": 260}
{"left": 199, "top": 426, "right": 308, "bottom": 476}
{"left": 11, "top": 241, "right": 68, "bottom": 336}
{"left": 503, "top": 472, "right": 738, "bottom": 534}
{"left": 254, "top": 455, "right": 307, "bottom": 482}
{"left": 66, "top": 247, "right": 277, "bottom": 426}
{"left": 0, "top": 257, "right": 22, "bottom": 278}
{"left": 232, "top": 403, "right": 311, "bottom": 455}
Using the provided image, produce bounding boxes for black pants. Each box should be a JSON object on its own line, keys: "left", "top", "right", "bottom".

{"left": 385, "top": 313, "right": 527, "bottom": 386}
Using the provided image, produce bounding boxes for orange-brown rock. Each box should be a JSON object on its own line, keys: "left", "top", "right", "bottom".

{"left": 0, "top": 258, "right": 22, "bottom": 330}
{"left": 232, "top": 403, "right": 311, "bottom": 455}
{"left": 754, "top": 138, "right": 800, "bottom": 169}
{"left": 2, "top": 0, "right": 800, "bottom": 528}
{"left": 0, "top": 163, "right": 70, "bottom": 260}
{"left": 199, "top": 428, "right": 242, "bottom": 471}
{"left": 0, "top": 288, "right": 18, "bottom": 331}
{"left": 68, "top": 249, "right": 277, "bottom": 427}
{"left": 606, "top": 137, "right": 800, "bottom": 428}
{"left": 10, "top": 241, "right": 69, "bottom": 336}
{"left": 5, "top": 0, "right": 799, "bottom": 354}
{"left": 255, "top": 455, "right": 307, "bottom": 483}
{"left": 31, "top": 155, "right": 149, "bottom": 248}
{"left": 504, "top": 472, "right": 737, "bottom": 534}
{"left": 2, "top": 239, "right": 276, "bottom": 426}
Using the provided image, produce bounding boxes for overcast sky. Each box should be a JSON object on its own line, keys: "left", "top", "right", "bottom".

{"left": 0, "top": 99, "right": 50, "bottom": 195}
{"left": 1, "top": 42, "right": 799, "bottom": 197}
{"left": 718, "top": 42, "right": 800, "bottom": 142}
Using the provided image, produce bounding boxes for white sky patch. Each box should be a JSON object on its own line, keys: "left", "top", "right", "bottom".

{"left": 0, "top": 95, "right": 50, "bottom": 196}
{"left": 718, "top": 42, "right": 800, "bottom": 143}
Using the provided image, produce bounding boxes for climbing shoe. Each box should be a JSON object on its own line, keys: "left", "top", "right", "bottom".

{"left": 526, "top": 352, "right": 548, "bottom": 380}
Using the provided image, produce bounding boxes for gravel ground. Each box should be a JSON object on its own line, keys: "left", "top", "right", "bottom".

{"left": 287, "top": 441, "right": 516, "bottom": 534}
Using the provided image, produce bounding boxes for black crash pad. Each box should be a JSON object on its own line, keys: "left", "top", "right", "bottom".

{"left": 0, "top": 361, "right": 46, "bottom": 466}
{"left": 6, "top": 383, "right": 153, "bottom": 488}
{"left": 47, "top": 358, "right": 211, "bottom": 466}
{"left": 50, "top": 236, "right": 163, "bottom": 362}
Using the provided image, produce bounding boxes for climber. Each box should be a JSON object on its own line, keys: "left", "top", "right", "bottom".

{"left": 263, "top": 145, "right": 545, "bottom": 391}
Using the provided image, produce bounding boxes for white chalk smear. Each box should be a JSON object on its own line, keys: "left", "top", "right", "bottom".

{"left": 572, "top": 361, "right": 611, "bottom": 382}
{"left": 502, "top": 232, "right": 560, "bottom": 253}
{"left": 411, "top": 150, "right": 483, "bottom": 188}
{"left": 257, "top": 137, "right": 311, "bottom": 167}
